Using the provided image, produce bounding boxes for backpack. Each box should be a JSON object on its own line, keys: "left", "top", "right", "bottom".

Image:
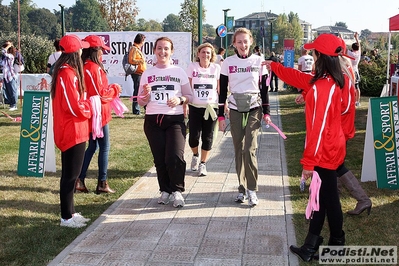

{"left": 122, "top": 49, "right": 138, "bottom": 79}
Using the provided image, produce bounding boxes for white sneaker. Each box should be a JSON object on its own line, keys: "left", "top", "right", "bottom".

{"left": 191, "top": 155, "right": 199, "bottom": 171}
{"left": 9, "top": 107, "right": 17, "bottom": 111}
{"left": 158, "top": 191, "right": 170, "bottom": 205}
{"left": 198, "top": 163, "right": 207, "bottom": 176}
{"left": 73, "top": 213, "right": 90, "bottom": 223}
{"left": 235, "top": 192, "right": 247, "bottom": 203}
{"left": 247, "top": 190, "right": 259, "bottom": 207}
{"left": 60, "top": 216, "right": 87, "bottom": 228}
{"left": 355, "top": 102, "right": 361, "bottom": 107}
{"left": 172, "top": 191, "right": 185, "bottom": 208}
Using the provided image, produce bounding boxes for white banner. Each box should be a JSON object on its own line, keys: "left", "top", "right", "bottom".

{"left": 71, "top": 31, "right": 192, "bottom": 96}
{"left": 1, "top": 73, "right": 52, "bottom": 95}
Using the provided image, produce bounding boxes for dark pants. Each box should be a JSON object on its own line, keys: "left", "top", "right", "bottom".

{"left": 309, "top": 166, "right": 343, "bottom": 238}
{"left": 60, "top": 142, "right": 86, "bottom": 219}
{"left": 188, "top": 105, "right": 217, "bottom": 151}
{"left": 144, "top": 114, "right": 187, "bottom": 193}
{"left": 131, "top": 73, "right": 141, "bottom": 114}
{"left": 270, "top": 71, "right": 279, "bottom": 91}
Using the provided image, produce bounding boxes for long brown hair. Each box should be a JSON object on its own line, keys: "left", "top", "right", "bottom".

{"left": 81, "top": 47, "right": 106, "bottom": 72}
{"left": 50, "top": 52, "right": 86, "bottom": 99}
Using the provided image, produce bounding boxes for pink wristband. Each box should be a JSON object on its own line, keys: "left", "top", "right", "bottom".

{"left": 263, "top": 114, "right": 270, "bottom": 119}
{"left": 218, "top": 116, "right": 225, "bottom": 121}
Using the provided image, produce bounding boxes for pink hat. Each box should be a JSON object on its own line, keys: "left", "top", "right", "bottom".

{"left": 60, "top": 34, "right": 90, "bottom": 53}
{"left": 304, "top": 34, "right": 344, "bottom": 57}
{"left": 83, "top": 35, "right": 110, "bottom": 51}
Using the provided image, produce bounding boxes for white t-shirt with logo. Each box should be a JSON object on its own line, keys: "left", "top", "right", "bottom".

{"left": 298, "top": 54, "right": 314, "bottom": 72}
{"left": 221, "top": 54, "right": 268, "bottom": 110}
{"left": 140, "top": 65, "right": 189, "bottom": 115}
{"left": 186, "top": 62, "right": 220, "bottom": 106}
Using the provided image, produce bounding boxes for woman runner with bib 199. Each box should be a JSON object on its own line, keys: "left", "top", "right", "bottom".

{"left": 186, "top": 43, "right": 221, "bottom": 177}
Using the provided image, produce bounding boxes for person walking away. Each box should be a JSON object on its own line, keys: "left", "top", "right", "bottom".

{"left": 1, "top": 41, "right": 18, "bottom": 111}
{"left": 186, "top": 43, "right": 221, "bottom": 176}
{"left": 75, "top": 35, "right": 121, "bottom": 194}
{"left": 129, "top": 33, "right": 146, "bottom": 115}
{"left": 47, "top": 39, "right": 62, "bottom": 74}
{"left": 51, "top": 34, "right": 92, "bottom": 228}
{"left": 265, "top": 33, "right": 347, "bottom": 261}
{"left": 138, "top": 37, "right": 193, "bottom": 208}
{"left": 218, "top": 27, "right": 271, "bottom": 207}
{"left": 267, "top": 52, "right": 279, "bottom": 92}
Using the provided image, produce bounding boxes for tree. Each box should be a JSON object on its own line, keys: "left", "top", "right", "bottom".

{"left": 163, "top": 14, "right": 183, "bottom": 32}
{"left": 133, "top": 19, "right": 162, "bottom": 32}
{"left": 335, "top": 22, "right": 348, "bottom": 28}
{"left": 0, "top": 3, "right": 12, "bottom": 34}
{"left": 9, "top": 0, "right": 34, "bottom": 36}
{"left": 27, "top": 8, "right": 59, "bottom": 40}
{"left": 203, "top": 23, "right": 215, "bottom": 38}
{"left": 272, "top": 13, "right": 304, "bottom": 53}
{"left": 71, "top": 0, "right": 109, "bottom": 32}
{"left": 179, "top": 0, "right": 206, "bottom": 39}
{"left": 360, "top": 29, "right": 372, "bottom": 40}
{"left": 98, "top": 0, "right": 139, "bottom": 31}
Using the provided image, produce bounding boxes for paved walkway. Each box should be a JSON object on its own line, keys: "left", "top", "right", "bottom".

{"left": 48, "top": 91, "right": 299, "bottom": 266}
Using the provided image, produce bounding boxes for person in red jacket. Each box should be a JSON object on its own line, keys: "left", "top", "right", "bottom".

{"left": 51, "top": 34, "right": 91, "bottom": 228}
{"left": 74, "top": 35, "right": 121, "bottom": 194}
{"left": 75, "top": 35, "right": 121, "bottom": 194}
{"left": 265, "top": 34, "right": 347, "bottom": 262}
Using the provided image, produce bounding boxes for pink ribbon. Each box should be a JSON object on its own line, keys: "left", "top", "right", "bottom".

{"left": 110, "top": 97, "right": 129, "bottom": 118}
{"left": 269, "top": 122, "right": 287, "bottom": 139}
{"left": 1, "top": 111, "right": 21, "bottom": 122}
{"left": 304, "top": 171, "right": 322, "bottom": 220}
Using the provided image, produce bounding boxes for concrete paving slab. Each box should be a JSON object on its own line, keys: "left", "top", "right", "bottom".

{"left": 48, "top": 91, "right": 299, "bottom": 266}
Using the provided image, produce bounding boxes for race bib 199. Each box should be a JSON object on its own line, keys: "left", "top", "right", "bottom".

{"left": 193, "top": 84, "right": 214, "bottom": 101}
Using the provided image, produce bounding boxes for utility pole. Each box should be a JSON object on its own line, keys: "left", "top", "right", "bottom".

{"left": 198, "top": 0, "right": 202, "bottom": 45}
{"left": 59, "top": 4, "right": 65, "bottom": 37}
{"left": 223, "top": 8, "right": 230, "bottom": 58}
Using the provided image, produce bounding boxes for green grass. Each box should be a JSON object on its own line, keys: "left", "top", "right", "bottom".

{"left": 0, "top": 98, "right": 153, "bottom": 266}
{"left": 278, "top": 91, "right": 399, "bottom": 265}
{"left": 2, "top": 94, "right": 399, "bottom": 265}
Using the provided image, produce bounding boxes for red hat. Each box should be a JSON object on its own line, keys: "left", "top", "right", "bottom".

{"left": 304, "top": 34, "right": 344, "bottom": 57}
{"left": 83, "top": 35, "right": 110, "bottom": 51}
{"left": 60, "top": 34, "right": 90, "bottom": 53}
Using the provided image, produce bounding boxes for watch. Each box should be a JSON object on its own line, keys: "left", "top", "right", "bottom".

{"left": 179, "top": 97, "right": 184, "bottom": 105}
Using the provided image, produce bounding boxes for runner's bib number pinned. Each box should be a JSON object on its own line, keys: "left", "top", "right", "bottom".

{"left": 151, "top": 85, "right": 176, "bottom": 104}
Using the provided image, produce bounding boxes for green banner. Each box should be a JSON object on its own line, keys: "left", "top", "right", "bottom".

{"left": 17, "top": 91, "right": 51, "bottom": 177}
{"left": 370, "top": 96, "right": 399, "bottom": 189}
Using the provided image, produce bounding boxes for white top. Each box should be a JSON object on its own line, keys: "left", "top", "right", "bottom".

{"left": 47, "top": 51, "right": 62, "bottom": 66}
{"left": 298, "top": 54, "right": 314, "bottom": 72}
{"left": 186, "top": 62, "right": 220, "bottom": 106}
{"left": 139, "top": 65, "right": 190, "bottom": 115}
{"left": 215, "top": 54, "right": 224, "bottom": 66}
{"left": 221, "top": 54, "right": 268, "bottom": 110}
{"left": 347, "top": 50, "right": 361, "bottom": 73}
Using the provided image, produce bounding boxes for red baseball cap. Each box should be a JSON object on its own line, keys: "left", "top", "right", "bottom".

{"left": 83, "top": 35, "right": 110, "bottom": 51}
{"left": 304, "top": 34, "right": 344, "bottom": 57}
{"left": 60, "top": 34, "right": 90, "bottom": 53}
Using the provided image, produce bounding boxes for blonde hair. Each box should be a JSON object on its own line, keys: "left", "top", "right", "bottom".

{"left": 232, "top": 27, "right": 253, "bottom": 44}
{"left": 195, "top": 43, "right": 216, "bottom": 63}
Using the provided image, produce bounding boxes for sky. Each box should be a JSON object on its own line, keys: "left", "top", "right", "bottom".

{"left": 4, "top": 0, "right": 398, "bottom": 33}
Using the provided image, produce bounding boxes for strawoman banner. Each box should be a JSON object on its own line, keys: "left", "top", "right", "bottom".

{"left": 71, "top": 31, "right": 192, "bottom": 97}
{"left": 361, "top": 96, "right": 399, "bottom": 189}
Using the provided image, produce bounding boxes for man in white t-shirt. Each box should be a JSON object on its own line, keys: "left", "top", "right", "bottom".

{"left": 298, "top": 47, "right": 314, "bottom": 73}
{"left": 47, "top": 39, "right": 62, "bottom": 74}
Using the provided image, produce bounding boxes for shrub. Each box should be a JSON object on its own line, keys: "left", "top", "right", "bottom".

{"left": 1, "top": 33, "right": 54, "bottom": 73}
{"left": 359, "top": 57, "right": 387, "bottom": 97}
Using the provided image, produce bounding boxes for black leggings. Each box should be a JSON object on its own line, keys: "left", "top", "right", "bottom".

{"left": 188, "top": 105, "right": 217, "bottom": 151}
{"left": 60, "top": 142, "right": 86, "bottom": 219}
{"left": 309, "top": 166, "right": 343, "bottom": 238}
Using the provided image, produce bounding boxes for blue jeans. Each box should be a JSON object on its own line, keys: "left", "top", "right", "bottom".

{"left": 3, "top": 78, "right": 18, "bottom": 108}
{"left": 79, "top": 124, "right": 110, "bottom": 182}
{"left": 131, "top": 73, "right": 141, "bottom": 114}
